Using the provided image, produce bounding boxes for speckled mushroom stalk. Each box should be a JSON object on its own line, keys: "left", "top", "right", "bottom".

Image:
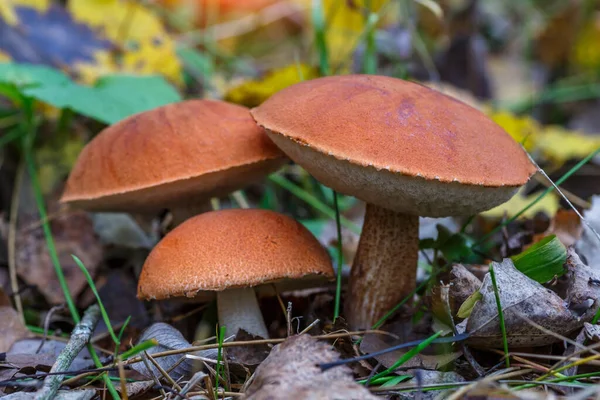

{"left": 137, "top": 209, "right": 335, "bottom": 339}
{"left": 349, "top": 205, "right": 419, "bottom": 328}
{"left": 250, "top": 74, "right": 537, "bottom": 330}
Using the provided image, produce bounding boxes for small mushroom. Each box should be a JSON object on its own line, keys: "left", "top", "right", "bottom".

{"left": 251, "top": 74, "right": 537, "bottom": 329}
{"left": 61, "top": 99, "right": 287, "bottom": 223}
{"left": 137, "top": 209, "right": 334, "bottom": 338}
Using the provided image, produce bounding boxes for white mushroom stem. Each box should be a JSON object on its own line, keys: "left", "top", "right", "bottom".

{"left": 217, "top": 287, "right": 269, "bottom": 339}
{"left": 345, "top": 203, "right": 419, "bottom": 330}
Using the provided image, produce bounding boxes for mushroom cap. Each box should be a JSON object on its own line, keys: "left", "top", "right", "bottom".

{"left": 137, "top": 209, "right": 334, "bottom": 300}
{"left": 61, "top": 99, "right": 286, "bottom": 213}
{"left": 251, "top": 75, "right": 537, "bottom": 217}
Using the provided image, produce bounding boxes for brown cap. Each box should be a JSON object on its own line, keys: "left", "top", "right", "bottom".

{"left": 251, "top": 75, "right": 537, "bottom": 217}
{"left": 137, "top": 209, "right": 334, "bottom": 299}
{"left": 61, "top": 99, "right": 286, "bottom": 212}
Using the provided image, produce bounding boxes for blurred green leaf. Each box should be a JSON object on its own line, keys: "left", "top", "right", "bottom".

{"left": 26, "top": 74, "right": 181, "bottom": 124}
{"left": 419, "top": 225, "right": 478, "bottom": 263}
{"left": 177, "top": 46, "right": 214, "bottom": 80}
{"left": 511, "top": 235, "right": 567, "bottom": 283}
{"left": 0, "top": 63, "right": 71, "bottom": 88}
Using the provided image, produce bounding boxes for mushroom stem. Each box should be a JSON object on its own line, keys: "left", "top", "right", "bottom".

{"left": 217, "top": 287, "right": 269, "bottom": 339}
{"left": 345, "top": 203, "right": 419, "bottom": 330}
{"left": 170, "top": 200, "right": 213, "bottom": 226}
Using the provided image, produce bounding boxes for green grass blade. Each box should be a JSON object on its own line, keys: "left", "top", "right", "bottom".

{"left": 214, "top": 325, "right": 226, "bottom": 397}
{"left": 119, "top": 339, "right": 158, "bottom": 360}
{"left": 372, "top": 279, "right": 429, "bottom": 330}
{"left": 312, "top": 0, "right": 330, "bottom": 75}
{"left": 20, "top": 98, "right": 119, "bottom": 399}
{"left": 22, "top": 136, "right": 79, "bottom": 324}
{"left": 363, "top": 0, "right": 377, "bottom": 74}
{"left": 489, "top": 264, "right": 510, "bottom": 368}
{"left": 269, "top": 174, "right": 361, "bottom": 234}
{"left": 511, "top": 235, "right": 567, "bottom": 283}
{"left": 332, "top": 190, "right": 344, "bottom": 320}
{"left": 474, "top": 145, "right": 600, "bottom": 249}
{"left": 72, "top": 255, "right": 120, "bottom": 345}
{"left": 360, "top": 330, "right": 443, "bottom": 383}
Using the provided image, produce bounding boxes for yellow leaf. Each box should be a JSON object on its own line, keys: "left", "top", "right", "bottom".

{"left": 536, "top": 126, "right": 600, "bottom": 165}
{"left": 224, "top": 63, "right": 319, "bottom": 107}
{"left": 0, "top": 0, "right": 49, "bottom": 25}
{"left": 68, "top": 0, "right": 182, "bottom": 84}
{"left": 487, "top": 109, "right": 540, "bottom": 152}
{"left": 572, "top": 12, "right": 600, "bottom": 73}
{"left": 322, "top": 0, "right": 387, "bottom": 66}
{"left": 483, "top": 187, "right": 559, "bottom": 220}
{"left": 0, "top": 50, "right": 11, "bottom": 62}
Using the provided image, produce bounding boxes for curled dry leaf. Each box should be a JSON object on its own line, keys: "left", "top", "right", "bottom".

{"left": 461, "top": 255, "right": 599, "bottom": 348}
{"left": 130, "top": 322, "right": 218, "bottom": 381}
{"left": 575, "top": 195, "right": 600, "bottom": 269}
{"left": 564, "top": 248, "right": 600, "bottom": 317}
{"left": 432, "top": 264, "right": 482, "bottom": 322}
{"left": 16, "top": 209, "right": 102, "bottom": 305}
{"left": 244, "top": 335, "right": 377, "bottom": 400}
{"left": 583, "top": 322, "right": 600, "bottom": 342}
{"left": 0, "top": 307, "right": 31, "bottom": 352}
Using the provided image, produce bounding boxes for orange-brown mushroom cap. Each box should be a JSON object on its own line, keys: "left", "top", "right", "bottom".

{"left": 61, "top": 99, "right": 287, "bottom": 212}
{"left": 251, "top": 75, "right": 537, "bottom": 217}
{"left": 137, "top": 209, "right": 334, "bottom": 300}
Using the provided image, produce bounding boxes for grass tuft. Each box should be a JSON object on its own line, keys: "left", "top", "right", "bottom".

{"left": 489, "top": 264, "right": 510, "bottom": 368}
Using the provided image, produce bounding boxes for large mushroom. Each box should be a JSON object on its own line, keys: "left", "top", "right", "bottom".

{"left": 137, "top": 209, "right": 334, "bottom": 339}
{"left": 61, "top": 99, "right": 286, "bottom": 223}
{"left": 250, "top": 74, "right": 537, "bottom": 329}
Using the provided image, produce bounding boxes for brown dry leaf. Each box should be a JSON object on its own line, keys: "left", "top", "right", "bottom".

{"left": 244, "top": 335, "right": 377, "bottom": 400}
{"left": 16, "top": 209, "right": 102, "bottom": 305}
{"left": 533, "top": 209, "right": 582, "bottom": 247}
{"left": 0, "top": 307, "right": 31, "bottom": 352}
{"left": 564, "top": 248, "right": 600, "bottom": 315}
{"left": 228, "top": 329, "right": 271, "bottom": 367}
{"left": 533, "top": 2, "right": 582, "bottom": 68}
{"left": 462, "top": 255, "right": 599, "bottom": 348}
{"left": 0, "top": 285, "right": 11, "bottom": 307}
{"left": 432, "top": 264, "right": 483, "bottom": 322}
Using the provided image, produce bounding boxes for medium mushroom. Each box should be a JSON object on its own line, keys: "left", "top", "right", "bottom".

{"left": 137, "top": 209, "right": 334, "bottom": 338}
{"left": 250, "top": 74, "right": 537, "bottom": 329}
{"left": 60, "top": 99, "right": 286, "bottom": 223}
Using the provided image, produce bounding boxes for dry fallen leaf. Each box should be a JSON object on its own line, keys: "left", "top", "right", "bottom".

{"left": 244, "top": 334, "right": 377, "bottom": 400}
{"left": 461, "top": 257, "right": 597, "bottom": 348}
{"left": 533, "top": 209, "right": 582, "bottom": 248}
{"left": 130, "top": 322, "right": 219, "bottom": 381}
{"left": 0, "top": 307, "right": 31, "bottom": 352}
{"left": 575, "top": 195, "right": 600, "bottom": 269}
{"left": 447, "top": 264, "right": 482, "bottom": 319}
{"left": 16, "top": 209, "right": 102, "bottom": 305}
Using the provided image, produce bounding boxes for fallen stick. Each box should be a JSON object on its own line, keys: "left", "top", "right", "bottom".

{"left": 35, "top": 304, "right": 101, "bottom": 400}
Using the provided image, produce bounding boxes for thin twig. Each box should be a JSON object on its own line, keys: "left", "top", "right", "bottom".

{"left": 144, "top": 350, "right": 182, "bottom": 392}
{"left": 35, "top": 305, "right": 101, "bottom": 400}
{"left": 124, "top": 330, "right": 389, "bottom": 365}
{"left": 36, "top": 304, "right": 66, "bottom": 354}
{"left": 286, "top": 302, "right": 293, "bottom": 337}
{"left": 8, "top": 157, "right": 25, "bottom": 324}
